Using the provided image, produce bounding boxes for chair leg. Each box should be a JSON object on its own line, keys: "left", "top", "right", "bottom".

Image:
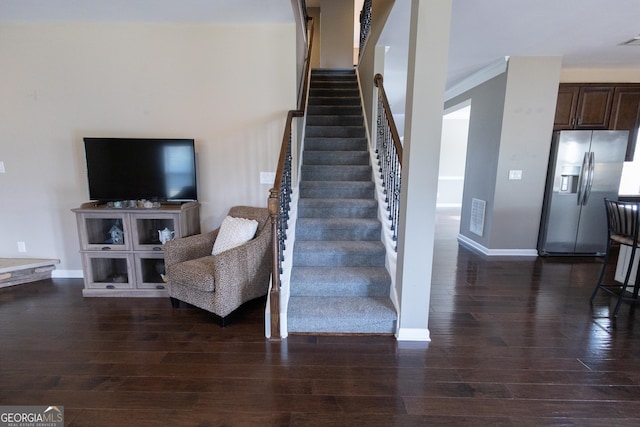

{"left": 219, "top": 315, "right": 229, "bottom": 327}
{"left": 170, "top": 297, "right": 181, "bottom": 308}
{"left": 590, "top": 249, "right": 611, "bottom": 303}
{"left": 612, "top": 292, "right": 625, "bottom": 317}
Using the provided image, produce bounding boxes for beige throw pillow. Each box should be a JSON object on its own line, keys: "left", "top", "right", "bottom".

{"left": 211, "top": 216, "right": 259, "bottom": 255}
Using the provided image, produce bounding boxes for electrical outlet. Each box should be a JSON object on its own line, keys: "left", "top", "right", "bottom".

{"left": 260, "top": 172, "right": 276, "bottom": 185}
{"left": 17, "top": 241, "right": 26, "bottom": 252}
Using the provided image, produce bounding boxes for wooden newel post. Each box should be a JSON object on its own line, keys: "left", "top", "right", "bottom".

{"left": 268, "top": 189, "right": 281, "bottom": 339}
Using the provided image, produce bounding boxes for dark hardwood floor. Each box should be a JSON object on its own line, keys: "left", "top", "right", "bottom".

{"left": 2, "top": 208, "right": 640, "bottom": 426}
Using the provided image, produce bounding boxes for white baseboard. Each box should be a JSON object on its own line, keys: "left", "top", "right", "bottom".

{"left": 51, "top": 269, "right": 84, "bottom": 278}
{"left": 396, "top": 328, "right": 431, "bottom": 342}
{"left": 457, "top": 234, "right": 538, "bottom": 257}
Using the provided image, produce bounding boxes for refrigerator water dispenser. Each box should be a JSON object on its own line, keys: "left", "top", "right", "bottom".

{"left": 559, "top": 165, "right": 581, "bottom": 193}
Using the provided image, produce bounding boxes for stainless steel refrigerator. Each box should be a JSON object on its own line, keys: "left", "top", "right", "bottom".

{"left": 538, "top": 130, "right": 628, "bottom": 256}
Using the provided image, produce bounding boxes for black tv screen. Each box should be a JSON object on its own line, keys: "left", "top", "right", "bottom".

{"left": 83, "top": 137, "right": 197, "bottom": 202}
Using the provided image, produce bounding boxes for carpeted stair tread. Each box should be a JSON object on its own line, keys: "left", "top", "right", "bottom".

{"left": 303, "top": 151, "right": 369, "bottom": 165}
{"left": 290, "top": 266, "right": 390, "bottom": 297}
{"left": 287, "top": 296, "right": 396, "bottom": 333}
{"left": 293, "top": 240, "right": 385, "bottom": 267}
{"left": 309, "top": 88, "right": 360, "bottom": 97}
{"left": 301, "top": 165, "right": 371, "bottom": 181}
{"left": 296, "top": 218, "right": 381, "bottom": 241}
{"left": 305, "top": 125, "right": 365, "bottom": 138}
{"left": 306, "top": 115, "right": 363, "bottom": 126}
{"left": 304, "top": 137, "right": 368, "bottom": 151}
{"left": 307, "top": 105, "right": 362, "bottom": 116}
{"left": 299, "top": 181, "right": 375, "bottom": 199}
{"left": 308, "top": 96, "right": 361, "bottom": 106}
{"left": 297, "top": 198, "right": 378, "bottom": 218}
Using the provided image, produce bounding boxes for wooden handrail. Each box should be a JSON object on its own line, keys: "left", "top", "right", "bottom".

{"left": 374, "top": 73, "right": 403, "bottom": 166}
{"left": 268, "top": 12, "right": 314, "bottom": 339}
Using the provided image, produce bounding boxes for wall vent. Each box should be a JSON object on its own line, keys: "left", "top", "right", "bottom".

{"left": 470, "top": 198, "right": 486, "bottom": 236}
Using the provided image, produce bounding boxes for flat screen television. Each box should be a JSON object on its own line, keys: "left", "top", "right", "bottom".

{"left": 83, "top": 137, "right": 197, "bottom": 203}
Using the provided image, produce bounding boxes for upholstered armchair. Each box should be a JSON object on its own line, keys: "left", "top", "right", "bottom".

{"left": 164, "top": 206, "right": 272, "bottom": 326}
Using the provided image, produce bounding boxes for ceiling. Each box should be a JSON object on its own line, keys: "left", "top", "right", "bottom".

{"left": 0, "top": 0, "right": 295, "bottom": 23}
{"left": 2, "top": 0, "right": 639, "bottom": 91}
{"left": 377, "top": 0, "right": 640, "bottom": 114}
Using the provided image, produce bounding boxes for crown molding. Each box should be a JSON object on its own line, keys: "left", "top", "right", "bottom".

{"left": 445, "top": 57, "right": 509, "bottom": 101}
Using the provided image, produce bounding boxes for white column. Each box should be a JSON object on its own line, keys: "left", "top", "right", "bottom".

{"left": 396, "top": 0, "right": 452, "bottom": 341}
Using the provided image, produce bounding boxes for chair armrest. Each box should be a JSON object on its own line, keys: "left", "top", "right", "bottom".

{"left": 164, "top": 229, "right": 219, "bottom": 268}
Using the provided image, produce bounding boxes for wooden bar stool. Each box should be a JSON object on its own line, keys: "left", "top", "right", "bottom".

{"left": 590, "top": 199, "right": 640, "bottom": 316}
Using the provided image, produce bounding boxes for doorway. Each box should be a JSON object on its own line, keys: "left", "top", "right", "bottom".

{"left": 438, "top": 101, "right": 471, "bottom": 233}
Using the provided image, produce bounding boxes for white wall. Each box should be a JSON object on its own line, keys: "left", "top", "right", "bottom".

{"left": 439, "top": 106, "right": 469, "bottom": 207}
{"left": 0, "top": 22, "right": 296, "bottom": 274}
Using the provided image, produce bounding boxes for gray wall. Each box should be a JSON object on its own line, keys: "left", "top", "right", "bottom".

{"left": 319, "top": 0, "right": 354, "bottom": 68}
{"left": 446, "top": 73, "right": 506, "bottom": 248}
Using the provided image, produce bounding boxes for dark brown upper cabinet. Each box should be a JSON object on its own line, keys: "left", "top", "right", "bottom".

{"left": 610, "top": 86, "right": 640, "bottom": 161}
{"left": 554, "top": 85, "right": 579, "bottom": 130}
{"left": 554, "top": 84, "right": 614, "bottom": 130}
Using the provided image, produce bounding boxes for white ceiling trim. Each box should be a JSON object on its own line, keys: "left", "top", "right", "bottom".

{"left": 445, "top": 57, "right": 509, "bottom": 101}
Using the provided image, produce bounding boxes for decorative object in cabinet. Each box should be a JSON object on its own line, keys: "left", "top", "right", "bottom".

{"left": 73, "top": 201, "right": 200, "bottom": 297}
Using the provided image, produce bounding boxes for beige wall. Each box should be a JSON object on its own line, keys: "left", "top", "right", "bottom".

{"left": 560, "top": 68, "right": 640, "bottom": 83}
{"left": 0, "top": 22, "right": 296, "bottom": 274}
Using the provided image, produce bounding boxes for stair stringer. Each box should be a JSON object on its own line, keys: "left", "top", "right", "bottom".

{"left": 355, "top": 69, "right": 400, "bottom": 332}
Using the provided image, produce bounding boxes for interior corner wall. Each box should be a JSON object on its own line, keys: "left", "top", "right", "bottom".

{"left": 319, "top": 0, "right": 354, "bottom": 68}
{"left": 0, "top": 22, "right": 296, "bottom": 273}
{"left": 445, "top": 74, "right": 507, "bottom": 248}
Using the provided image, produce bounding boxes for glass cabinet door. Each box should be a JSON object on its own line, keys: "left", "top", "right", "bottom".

{"left": 131, "top": 213, "right": 180, "bottom": 251}
{"left": 79, "top": 213, "right": 131, "bottom": 251}
{"left": 135, "top": 253, "right": 169, "bottom": 289}
{"left": 82, "top": 253, "right": 133, "bottom": 289}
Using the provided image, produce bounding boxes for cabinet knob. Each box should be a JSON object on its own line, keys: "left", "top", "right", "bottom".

{"left": 153, "top": 246, "right": 162, "bottom": 251}
{"left": 101, "top": 246, "right": 111, "bottom": 251}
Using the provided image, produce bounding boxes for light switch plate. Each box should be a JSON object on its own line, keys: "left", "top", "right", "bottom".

{"left": 0, "top": 161, "right": 4, "bottom": 173}
{"left": 508, "top": 169, "right": 522, "bottom": 180}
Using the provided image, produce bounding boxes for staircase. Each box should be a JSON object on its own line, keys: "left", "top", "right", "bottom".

{"left": 287, "top": 69, "right": 397, "bottom": 334}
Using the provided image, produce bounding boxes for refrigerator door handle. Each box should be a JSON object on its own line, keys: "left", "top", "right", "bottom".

{"left": 583, "top": 151, "right": 595, "bottom": 205}
{"left": 576, "top": 152, "right": 589, "bottom": 205}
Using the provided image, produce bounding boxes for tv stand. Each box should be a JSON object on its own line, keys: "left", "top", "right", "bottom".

{"left": 72, "top": 201, "right": 200, "bottom": 297}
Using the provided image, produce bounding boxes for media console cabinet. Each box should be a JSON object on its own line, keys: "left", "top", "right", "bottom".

{"left": 72, "top": 201, "right": 200, "bottom": 297}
